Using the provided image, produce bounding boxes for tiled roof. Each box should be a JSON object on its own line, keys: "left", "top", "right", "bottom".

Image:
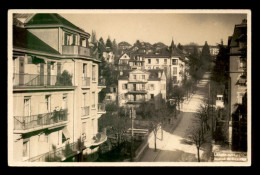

{"left": 25, "top": 13, "right": 87, "bottom": 34}
{"left": 13, "top": 25, "right": 60, "bottom": 55}
{"left": 230, "top": 23, "right": 247, "bottom": 47}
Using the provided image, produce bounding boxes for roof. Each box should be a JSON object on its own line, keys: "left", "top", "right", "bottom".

{"left": 13, "top": 25, "right": 60, "bottom": 55}
{"left": 230, "top": 23, "right": 247, "bottom": 47}
{"left": 25, "top": 13, "right": 88, "bottom": 35}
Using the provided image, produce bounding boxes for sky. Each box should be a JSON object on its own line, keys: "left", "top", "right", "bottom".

{"left": 60, "top": 12, "right": 247, "bottom": 46}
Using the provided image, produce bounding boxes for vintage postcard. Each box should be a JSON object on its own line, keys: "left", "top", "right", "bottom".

{"left": 8, "top": 9, "right": 251, "bottom": 166}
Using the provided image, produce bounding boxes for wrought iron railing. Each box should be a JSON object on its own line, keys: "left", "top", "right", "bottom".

{"left": 81, "top": 106, "right": 90, "bottom": 117}
{"left": 13, "top": 74, "right": 73, "bottom": 86}
{"left": 24, "top": 141, "right": 83, "bottom": 162}
{"left": 14, "top": 109, "right": 68, "bottom": 130}
{"left": 82, "top": 77, "right": 90, "bottom": 86}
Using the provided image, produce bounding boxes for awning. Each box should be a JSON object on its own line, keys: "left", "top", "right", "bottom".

{"left": 62, "top": 127, "right": 71, "bottom": 139}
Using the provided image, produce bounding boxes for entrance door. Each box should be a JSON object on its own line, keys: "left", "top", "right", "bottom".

{"left": 47, "top": 62, "right": 51, "bottom": 85}
{"left": 40, "top": 63, "right": 44, "bottom": 85}
{"left": 19, "top": 57, "right": 24, "bottom": 85}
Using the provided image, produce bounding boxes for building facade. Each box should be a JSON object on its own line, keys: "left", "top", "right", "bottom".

{"left": 118, "top": 69, "right": 166, "bottom": 109}
{"left": 227, "top": 19, "right": 247, "bottom": 151}
{"left": 12, "top": 13, "right": 106, "bottom": 162}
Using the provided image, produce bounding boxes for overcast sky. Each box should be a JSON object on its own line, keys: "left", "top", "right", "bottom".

{"left": 60, "top": 12, "right": 247, "bottom": 46}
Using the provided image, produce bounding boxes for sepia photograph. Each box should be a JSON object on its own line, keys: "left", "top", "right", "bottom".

{"left": 8, "top": 9, "right": 251, "bottom": 166}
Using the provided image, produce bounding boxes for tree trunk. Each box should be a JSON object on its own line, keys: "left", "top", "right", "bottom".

{"left": 161, "top": 125, "right": 163, "bottom": 140}
{"left": 197, "top": 147, "right": 200, "bottom": 162}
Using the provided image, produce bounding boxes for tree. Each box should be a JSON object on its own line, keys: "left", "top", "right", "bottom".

{"left": 106, "top": 37, "right": 113, "bottom": 49}
{"left": 187, "top": 124, "right": 210, "bottom": 162}
{"left": 56, "top": 70, "right": 73, "bottom": 86}
{"left": 177, "top": 43, "right": 183, "bottom": 50}
{"left": 112, "top": 39, "right": 118, "bottom": 55}
{"left": 200, "top": 41, "right": 212, "bottom": 71}
{"left": 171, "top": 86, "right": 185, "bottom": 112}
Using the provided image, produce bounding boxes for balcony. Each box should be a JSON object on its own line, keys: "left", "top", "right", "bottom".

{"left": 81, "top": 106, "right": 90, "bottom": 117}
{"left": 13, "top": 74, "right": 73, "bottom": 87}
{"left": 127, "top": 88, "right": 147, "bottom": 94}
{"left": 97, "top": 103, "right": 106, "bottom": 114}
{"left": 85, "top": 131, "right": 107, "bottom": 147}
{"left": 24, "top": 141, "right": 84, "bottom": 162}
{"left": 126, "top": 99, "right": 146, "bottom": 104}
{"left": 62, "top": 45, "right": 90, "bottom": 57}
{"left": 14, "top": 109, "right": 68, "bottom": 133}
{"left": 82, "top": 77, "right": 90, "bottom": 87}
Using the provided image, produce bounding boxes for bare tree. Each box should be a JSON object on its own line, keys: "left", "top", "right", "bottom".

{"left": 149, "top": 115, "right": 161, "bottom": 152}
{"left": 187, "top": 125, "right": 210, "bottom": 162}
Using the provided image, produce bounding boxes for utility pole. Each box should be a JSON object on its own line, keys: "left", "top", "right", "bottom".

{"left": 130, "top": 107, "right": 135, "bottom": 161}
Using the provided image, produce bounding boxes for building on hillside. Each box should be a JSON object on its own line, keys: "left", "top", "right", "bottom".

{"left": 227, "top": 19, "right": 247, "bottom": 152}
{"left": 118, "top": 69, "right": 166, "bottom": 109}
{"left": 12, "top": 13, "right": 106, "bottom": 162}
{"left": 145, "top": 40, "right": 187, "bottom": 86}
{"left": 198, "top": 45, "right": 219, "bottom": 56}
{"left": 118, "top": 41, "right": 132, "bottom": 55}
{"left": 102, "top": 47, "right": 115, "bottom": 64}
{"left": 116, "top": 53, "right": 131, "bottom": 70}
{"left": 104, "top": 84, "right": 118, "bottom": 104}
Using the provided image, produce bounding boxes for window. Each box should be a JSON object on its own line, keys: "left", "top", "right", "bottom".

{"left": 83, "top": 64, "right": 87, "bottom": 77}
{"left": 133, "top": 84, "right": 136, "bottom": 91}
{"left": 27, "top": 56, "right": 32, "bottom": 64}
{"left": 82, "top": 122, "right": 86, "bottom": 135}
{"left": 45, "top": 95, "right": 51, "bottom": 112}
{"left": 172, "top": 59, "right": 178, "bottom": 65}
{"left": 82, "top": 93, "right": 87, "bottom": 107}
{"left": 122, "top": 84, "right": 128, "bottom": 90}
{"left": 148, "top": 59, "right": 151, "bottom": 64}
{"left": 173, "top": 67, "right": 177, "bottom": 75}
{"left": 92, "top": 65, "right": 96, "bottom": 81}
{"left": 156, "top": 59, "right": 159, "bottom": 64}
{"left": 24, "top": 97, "right": 31, "bottom": 117}
{"left": 237, "top": 92, "right": 244, "bottom": 104}
{"left": 164, "top": 59, "right": 167, "bottom": 64}
{"left": 149, "top": 84, "right": 154, "bottom": 90}
{"left": 23, "top": 140, "right": 29, "bottom": 158}
{"left": 124, "top": 93, "right": 128, "bottom": 100}
{"left": 150, "top": 94, "right": 154, "bottom": 100}
{"left": 142, "top": 84, "right": 145, "bottom": 90}
{"left": 133, "top": 75, "right": 136, "bottom": 79}
{"left": 62, "top": 94, "right": 67, "bottom": 109}
{"left": 142, "top": 75, "right": 145, "bottom": 79}
{"left": 92, "top": 119, "right": 95, "bottom": 134}
{"left": 92, "top": 92, "right": 95, "bottom": 108}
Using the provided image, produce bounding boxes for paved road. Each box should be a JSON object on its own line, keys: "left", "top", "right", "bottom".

{"left": 140, "top": 73, "right": 211, "bottom": 162}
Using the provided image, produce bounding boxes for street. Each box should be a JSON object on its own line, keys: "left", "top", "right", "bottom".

{"left": 140, "top": 73, "right": 211, "bottom": 162}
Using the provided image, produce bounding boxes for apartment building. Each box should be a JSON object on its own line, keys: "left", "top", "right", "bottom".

{"left": 12, "top": 13, "right": 106, "bottom": 162}
{"left": 118, "top": 69, "right": 166, "bottom": 109}
{"left": 145, "top": 40, "right": 187, "bottom": 85}
{"left": 227, "top": 19, "right": 247, "bottom": 151}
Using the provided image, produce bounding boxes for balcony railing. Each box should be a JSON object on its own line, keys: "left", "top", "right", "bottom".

{"left": 24, "top": 141, "right": 83, "bottom": 162}
{"left": 14, "top": 109, "right": 68, "bottom": 131}
{"left": 62, "top": 45, "right": 90, "bottom": 57}
{"left": 97, "top": 103, "right": 106, "bottom": 113}
{"left": 13, "top": 74, "right": 73, "bottom": 87}
{"left": 91, "top": 131, "right": 107, "bottom": 146}
{"left": 82, "top": 77, "right": 90, "bottom": 86}
{"left": 81, "top": 106, "right": 90, "bottom": 117}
